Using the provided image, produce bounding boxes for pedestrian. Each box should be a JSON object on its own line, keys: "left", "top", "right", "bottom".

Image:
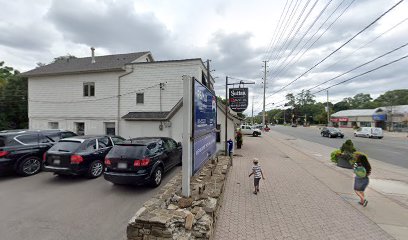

{"left": 353, "top": 154, "right": 371, "bottom": 207}
{"left": 248, "top": 158, "right": 265, "bottom": 194}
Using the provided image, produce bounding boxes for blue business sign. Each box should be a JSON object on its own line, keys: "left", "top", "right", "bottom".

{"left": 373, "top": 114, "right": 387, "bottom": 121}
{"left": 194, "top": 80, "right": 217, "bottom": 137}
{"left": 193, "top": 79, "right": 217, "bottom": 174}
{"left": 193, "top": 132, "right": 217, "bottom": 174}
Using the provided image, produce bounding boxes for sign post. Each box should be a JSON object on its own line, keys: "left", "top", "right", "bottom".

{"left": 182, "top": 76, "right": 193, "bottom": 197}
{"left": 229, "top": 88, "right": 249, "bottom": 112}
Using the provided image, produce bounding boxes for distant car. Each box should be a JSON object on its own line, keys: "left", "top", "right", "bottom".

{"left": 43, "top": 135, "right": 125, "bottom": 178}
{"left": 103, "top": 137, "right": 182, "bottom": 187}
{"left": 0, "top": 129, "right": 77, "bottom": 176}
{"left": 291, "top": 124, "right": 297, "bottom": 127}
{"left": 240, "top": 125, "right": 262, "bottom": 137}
{"left": 354, "top": 127, "right": 383, "bottom": 139}
{"left": 321, "top": 127, "right": 344, "bottom": 138}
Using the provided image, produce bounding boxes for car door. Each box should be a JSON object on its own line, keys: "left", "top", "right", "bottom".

{"left": 162, "top": 139, "right": 178, "bottom": 170}
{"left": 97, "top": 137, "right": 113, "bottom": 158}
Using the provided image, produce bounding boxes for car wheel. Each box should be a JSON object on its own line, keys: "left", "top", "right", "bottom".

{"left": 321, "top": 132, "right": 324, "bottom": 137}
{"left": 17, "top": 156, "right": 42, "bottom": 176}
{"left": 253, "top": 132, "right": 257, "bottom": 137}
{"left": 340, "top": 136, "right": 344, "bottom": 138}
{"left": 328, "top": 134, "right": 332, "bottom": 138}
{"left": 150, "top": 167, "right": 163, "bottom": 188}
{"left": 86, "top": 160, "right": 104, "bottom": 179}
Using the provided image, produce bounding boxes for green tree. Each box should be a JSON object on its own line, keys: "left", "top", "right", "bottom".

{"left": 0, "top": 62, "right": 28, "bottom": 130}
{"left": 374, "top": 89, "right": 408, "bottom": 106}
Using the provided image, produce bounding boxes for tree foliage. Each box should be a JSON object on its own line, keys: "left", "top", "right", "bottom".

{"left": 0, "top": 62, "right": 28, "bottom": 130}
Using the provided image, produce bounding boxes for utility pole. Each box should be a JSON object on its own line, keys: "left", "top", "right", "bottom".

{"left": 225, "top": 76, "right": 228, "bottom": 156}
{"left": 262, "top": 61, "right": 268, "bottom": 128}
{"left": 206, "top": 59, "right": 211, "bottom": 88}
{"left": 251, "top": 95, "right": 254, "bottom": 125}
{"left": 326, "top": 90, "right": 330, "bottom": 126}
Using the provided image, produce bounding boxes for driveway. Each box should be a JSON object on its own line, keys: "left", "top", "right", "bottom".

{"left": 0, "top": 167, "right": 180, "bottom": 240}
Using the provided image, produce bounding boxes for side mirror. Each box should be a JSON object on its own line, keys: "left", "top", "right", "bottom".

{"left": 177, "top": 142, "right": 182, "bottom": 147}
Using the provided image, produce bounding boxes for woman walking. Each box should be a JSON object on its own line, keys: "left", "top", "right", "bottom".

{"left": 354, "top": 155, "right": 371, "bottom": 207}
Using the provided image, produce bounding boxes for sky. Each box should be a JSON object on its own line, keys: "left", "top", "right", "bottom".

{"left": 1, "top": 0, "right": 407, "bottom": 115}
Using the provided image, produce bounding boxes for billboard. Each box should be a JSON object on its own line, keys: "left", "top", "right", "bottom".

{"left": 193, "top": 132, "right": 217, "bottom": 173}
{"left": 229, "top": 88, "right": 248, "bottom": 112}
{"left": 193, "top": 79, "right": 217, "bottom": 174}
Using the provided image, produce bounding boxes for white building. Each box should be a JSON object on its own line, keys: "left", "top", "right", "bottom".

{"left": 22, "top": 50, "right": 240, "bottom": 152}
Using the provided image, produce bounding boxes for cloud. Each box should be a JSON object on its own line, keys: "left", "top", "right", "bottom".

{"left": 46, "top": 0, "right": 172, "bottom": 55}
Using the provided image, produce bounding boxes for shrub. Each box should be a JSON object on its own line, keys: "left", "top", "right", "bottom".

{"left": 340, "top": 139, "right": 356, "bottom": 154}
{"left": 330, "top": 149, "right": 342, "bottom": 163}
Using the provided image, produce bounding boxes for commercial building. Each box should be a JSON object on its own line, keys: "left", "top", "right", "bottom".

{"left": 331, "top": 105, "right": 408, "bottom": 132}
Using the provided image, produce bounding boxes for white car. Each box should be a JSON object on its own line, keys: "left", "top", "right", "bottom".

{"left": 240, "top": 125, "right": 262, "bottom": 137}
{"left": 354, "top": 127, "right": 383, "bottom": 139}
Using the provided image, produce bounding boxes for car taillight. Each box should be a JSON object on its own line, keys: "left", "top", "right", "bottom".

{"left": 134, "top": 158, "right": 150, "bottom": 167}
{"left": 70, "top": 155, "right": 83, "bottom": 164}
{"left": 43, "top": 152, "right": 47, "bottom": 162}
{"left": 104, "top": 158, "right": 111, "bottom": 165}
{"left": 0, "top": 151, "right": 9, "bottom": 158}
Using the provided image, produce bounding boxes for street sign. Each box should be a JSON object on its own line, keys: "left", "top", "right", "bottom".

{"left": 229, "top": 88, "right": 248, "bottom": 112}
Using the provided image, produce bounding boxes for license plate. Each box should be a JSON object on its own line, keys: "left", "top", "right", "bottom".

{"left": 118, "top": 162, "right": 127, "bottom": 169}
{"left": 53, "top": 159, "right": 61, "bottom": 165}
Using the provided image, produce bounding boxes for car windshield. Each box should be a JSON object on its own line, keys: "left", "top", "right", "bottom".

{"left": 108, "top": 145, "right": 147, "bottom": 158}
{"left": 49, "top": 140, "right": 82, "bottom": 152}
{"left": 330, "top": 128, "right": 340, "bottom": 132}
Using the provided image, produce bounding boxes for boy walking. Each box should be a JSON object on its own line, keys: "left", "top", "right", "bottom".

{"left": 248, "top": 158, "right": 265, "bottom": 194}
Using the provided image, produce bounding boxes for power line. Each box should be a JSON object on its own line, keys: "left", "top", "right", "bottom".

{"left": 312, "top": 54, "right": 408, "bottom": 94}
{"left": 269, "top": 0, "right": 351, "bottom": 81}
{"left": 28, "top": 83, "right": 161, "bottom": 104}
{"left": 268, "top": 0, "right": 404, "bottom": 97}
{"left": 264, "top": 15, "right": 408, "bottom": 109}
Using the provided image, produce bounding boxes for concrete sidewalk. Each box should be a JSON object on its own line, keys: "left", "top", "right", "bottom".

{"left": 213, "top": 132, "right": 401, "bottom": 240}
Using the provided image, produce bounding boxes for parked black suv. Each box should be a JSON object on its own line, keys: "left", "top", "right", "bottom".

{"left": 104, "top": 137, "right": 182, "bottom": 187}
{"left": 320, "top": 127, "right": 344, "bottom": 138}
{"left": 0, "top": 129, "right": 77, "bottom": 176}
{"left": 43, "top": 135, "right": 125, "bottom": 178}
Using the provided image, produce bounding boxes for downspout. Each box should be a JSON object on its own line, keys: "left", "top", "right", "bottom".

{"left": 117, "top": 65, "right": 134, "bottom": 135}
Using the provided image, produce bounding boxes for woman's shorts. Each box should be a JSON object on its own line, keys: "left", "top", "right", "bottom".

{"left": 254, "top": 178, "right": 261, "bottom": 186}
{"left": 354, "top": 177, "right": 369, "bottom": 191}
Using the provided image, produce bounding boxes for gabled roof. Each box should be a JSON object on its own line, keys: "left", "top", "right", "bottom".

{"left": 21, "top": 52, "right": 150, "bottom": 77}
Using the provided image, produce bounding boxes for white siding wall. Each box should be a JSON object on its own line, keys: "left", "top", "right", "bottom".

{"left": 30, "top": 118, "right": 117, "bottom": 135}
{"left": 119, "top": 61, "right": 202, "bottom": 117}
{"left": 216, "top": 108, "right": 237, "bottom": 153}
{"left": 28, "top": 72, "right": 121, "bottom": 119}
{"left": 120, "top": 108, "right": 184, "bottom": 141}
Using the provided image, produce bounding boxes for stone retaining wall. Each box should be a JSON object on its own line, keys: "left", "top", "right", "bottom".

{"left": 127, "top": 156, "right": 231, "bottom": 240}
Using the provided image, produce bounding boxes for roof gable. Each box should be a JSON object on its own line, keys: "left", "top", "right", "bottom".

{"left": 22, "top": 52, "right": 151, "bottom": 77}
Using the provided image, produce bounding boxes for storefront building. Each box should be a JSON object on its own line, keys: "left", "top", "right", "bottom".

{"left": 331, "top": 105, "right": 408, "bottom": 132}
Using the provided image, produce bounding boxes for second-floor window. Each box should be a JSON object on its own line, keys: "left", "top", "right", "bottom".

{"left": 136, "top": 93, "right": 144, "bottom": 104}
{"left": 83, "top": 82, "right": 95, "bottom": 97}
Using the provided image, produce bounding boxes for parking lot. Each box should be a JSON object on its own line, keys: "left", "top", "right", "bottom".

{"left": 0, "top": 167, "right": 180, "bottom": 240}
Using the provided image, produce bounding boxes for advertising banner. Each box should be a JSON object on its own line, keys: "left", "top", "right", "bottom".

{"left": 193, "top": 132, "right": 217, "bottom": 174}
{"left": 193, "top": 79, "right": 217, "bottom": 174}
{"left": 229, "top": 88, "right": 248, "bottom": 112}
{"left": 194, "top": 80, "right": 217, "bottom": 137}
{"left": 373, "top": 114, "right": 387, "bottom": 121}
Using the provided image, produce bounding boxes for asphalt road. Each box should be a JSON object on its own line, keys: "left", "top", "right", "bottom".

{"left": 0, "top": 167, "right": 180, "bottom": 240}
{"left": 270, "top": 126, "right": 408, "bottom": 169}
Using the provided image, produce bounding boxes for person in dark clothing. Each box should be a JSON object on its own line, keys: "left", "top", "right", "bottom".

{"left": 354, "top": 155, "right": 371, "bottom": 207}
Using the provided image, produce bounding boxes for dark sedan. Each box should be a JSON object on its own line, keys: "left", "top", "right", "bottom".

{"left": 103, "top": 137, "right": 182, "bottom": 187}
{"left": 0, "top": 129, "right": 77, "bottom": 176}
{"left": 43, "top": 135, "right": 125, "bottom": 178}
{"left": 320, "top": 127, "right": 344, "bottom": 138}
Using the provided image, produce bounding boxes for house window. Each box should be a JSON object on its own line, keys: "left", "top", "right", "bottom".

{"left": 83, "top": 82, "right": 95, "bottom": 97}
{"left": 75, "top": 122, "right": 85, "bottom": 135}
{"left": 105, "top": 122, "right": 116, "bottom": 135}
{"left": 136, "top": 93, "right": 144, "bottom": 104}
{"left": 48, "top": 122, "right": 59, "bottom": 129}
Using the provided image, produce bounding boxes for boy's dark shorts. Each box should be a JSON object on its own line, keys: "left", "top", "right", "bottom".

{"left": 254, "top": 178, "right": 261, "bottom": 186}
